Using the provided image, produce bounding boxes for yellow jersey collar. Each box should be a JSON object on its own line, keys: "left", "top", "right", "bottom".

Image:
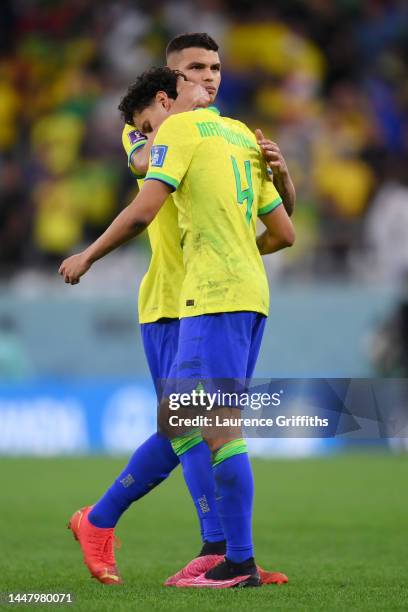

{"left": 193, "top": 105, "right": 220, "bottom": 115}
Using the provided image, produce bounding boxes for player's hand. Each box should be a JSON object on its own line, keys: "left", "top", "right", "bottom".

{"left": 58, "top": 252, "right": 92, "bottom": 285}
{"left": 255, "top": 129, "right": 289, "bottom": 177}
{"left": 173, "top": 75, "right": 210, "bottom": 111}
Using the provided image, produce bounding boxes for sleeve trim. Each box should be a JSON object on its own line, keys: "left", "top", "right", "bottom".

{"left": 258, "top": 197, "right": 283, "bottom": 216}
{"left": 145, "top": 171, "right": 180, "bottom": 190}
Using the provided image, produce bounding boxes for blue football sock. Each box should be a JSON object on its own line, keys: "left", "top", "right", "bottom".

{"left": 88, "top": 433, "right": 179, "bottom": 528}
{"left": 174, "top": 437, "right": 225, "bottom": 543}
{"left": 212, "top": 439, "right": 254, "bottom": 563}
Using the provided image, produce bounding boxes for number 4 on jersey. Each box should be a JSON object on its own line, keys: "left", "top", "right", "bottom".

{"left": 231, "top": 156, "right": 254, "bottom": 223}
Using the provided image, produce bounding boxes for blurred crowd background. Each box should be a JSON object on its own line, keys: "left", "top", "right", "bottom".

{"left": 1, "top": 0, "right": 408, "bottom": 392}
{"left": 1, "top": 0, "right": 408, "bottom": 281}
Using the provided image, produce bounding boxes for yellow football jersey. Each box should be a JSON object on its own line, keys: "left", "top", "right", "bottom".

{"left": 121, "top": 124, "right": 184, "bottom": 323}
{"left": 145, "top": 107, "right": 282, "bottom": 318}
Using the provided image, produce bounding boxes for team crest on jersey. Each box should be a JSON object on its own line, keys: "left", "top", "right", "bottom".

{"left": 150, "top": 145, "right": 168, "bottom": 167}
{"left": 128, "top": 129, "right": 146, "bottom": 145}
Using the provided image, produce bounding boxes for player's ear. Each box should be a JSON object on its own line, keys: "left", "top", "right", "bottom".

{"left": 156, "top": 91, "right": 172, "bottom": 110}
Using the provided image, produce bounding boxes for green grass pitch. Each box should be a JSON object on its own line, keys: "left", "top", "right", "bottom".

{"left": 1, "top": 453, "right": 407, "bottom": 611}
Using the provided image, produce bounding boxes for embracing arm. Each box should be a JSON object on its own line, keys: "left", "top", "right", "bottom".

{"left": 131, "top": 132, "right": 158, "bottom": 176}
{"left": 255, "top": 129, "right": 296, "bottom": 217}
{"left": 59, "top": 180, "right": 171, "bottom": 284}
{"left": 256, "top": 204, "right": 295, "bottom": 255}
{"left": 271, "top": 165, "right": 296, "bottom": 217}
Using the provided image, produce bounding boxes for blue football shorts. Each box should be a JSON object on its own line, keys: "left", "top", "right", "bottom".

{"left": 166, "top": 311, "right": 266, "bottom": 400}
{"left": 140, "top": 318, "right": 180, "bottom": 399}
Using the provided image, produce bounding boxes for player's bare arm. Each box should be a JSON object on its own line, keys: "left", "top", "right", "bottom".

{"left": 255, "top": 128, "right": 296, "bottom": 217}
{"left": 130, "top": 133, "right": 156, "bottom": 176}
{"left": 58, "top": 181, "right": 171, "bottom": 285}
{"left": 130, "top": 80, "right": 210, "bottom": 175}
{"left": 257, "top": 204, "right": 295, "bottom": 255}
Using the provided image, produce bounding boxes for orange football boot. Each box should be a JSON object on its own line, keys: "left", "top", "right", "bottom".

{"left": 67, "top": 506, "right": 122, "bottom": 585}
{"left": 258, "top": 567, "right": 288, "bottom": 585}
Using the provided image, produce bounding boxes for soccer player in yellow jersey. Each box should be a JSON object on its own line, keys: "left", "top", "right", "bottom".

{"left": 115, "top": 74, "right": 291, "bottom": 585}
{"left": 60, "top": 64, "right": 295, "bottom": 587}
{"left": 65, "top": 34, "right": 294, "bottom": 588}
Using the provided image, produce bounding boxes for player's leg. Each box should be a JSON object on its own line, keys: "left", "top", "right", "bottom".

{"left": 88, "top": 320, "right": 180, "bottom": 529}
{"left": 139, "top": 319, "right": 225, "bottom": 555}
{"left": 241, "top": 313, "right": 288, "bottom": 586}
{"left": 167, "top": 312, "right": 260, "bottom": 587}
{"left": 169, "top": 429, "right": 225, "bottom": 550}
{"left": 160, "top": 427, "right": 226, "bottom": 586}
{"left": 206, "top": 313, "right": 261, "bottom": 585}
{"left": 68, "top": 320, "right": 181, "bottom": 584}
{"left": 161, "top": 347, "right": 226, "bottom": 586}
{"left": 164, "top": 315, "right": 224, "bottom": 548}
{"left": 193, "top": 312, "right": 286, "bottom": 587}
{"left": 172, "top": 312, "right": 286, "bottom": 587}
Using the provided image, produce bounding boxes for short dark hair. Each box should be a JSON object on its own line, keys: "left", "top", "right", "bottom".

{"left": 118, "top": 67, "right": 179, "bottom": 125}
{"left": 166, "top": 32, "right": 219, "bottom": 58}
